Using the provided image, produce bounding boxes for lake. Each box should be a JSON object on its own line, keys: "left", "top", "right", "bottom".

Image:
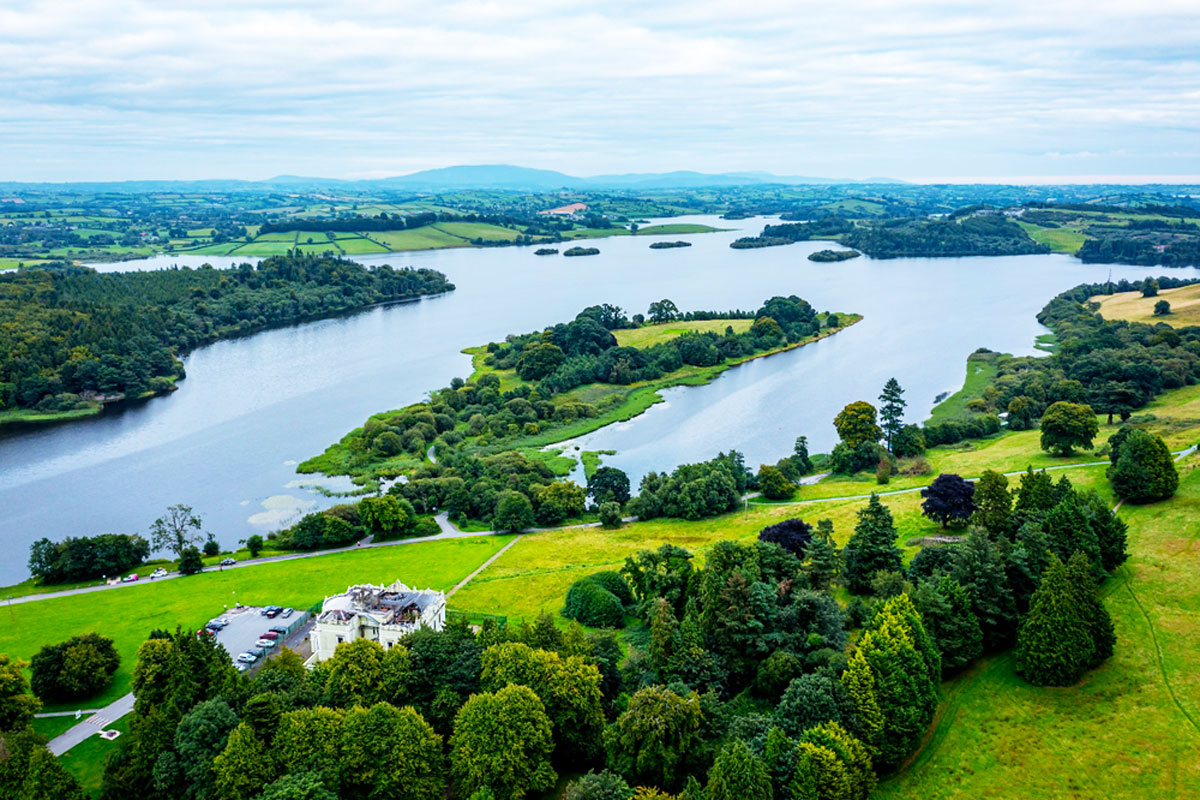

{"left": 0, "top": 217, "right": 1189, "bottom": 585}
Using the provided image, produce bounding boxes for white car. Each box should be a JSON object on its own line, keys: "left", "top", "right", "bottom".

{"left": 235, "top": 663, "right": 248, "bottom": 672}
{"left": 254, "top": 638, "right": 276, "bottom": 648}
{"left": 151, "top": 568, "right": 169, "bottom": 578}
{"left": 236, "top": 652, "right": 257, "bottom": 663}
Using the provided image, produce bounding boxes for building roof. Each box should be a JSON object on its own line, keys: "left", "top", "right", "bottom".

{"left": 316, "top": 580, "right": 444, "bottom": 628}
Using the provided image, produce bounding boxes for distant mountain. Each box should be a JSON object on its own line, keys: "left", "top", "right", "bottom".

{"left": 0, "top": 165, "right": 908, "bottom": 193}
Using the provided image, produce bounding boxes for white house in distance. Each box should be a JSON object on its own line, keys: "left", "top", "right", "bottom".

{"left": 309, "top": 580, "right": 446, "bottom": 662}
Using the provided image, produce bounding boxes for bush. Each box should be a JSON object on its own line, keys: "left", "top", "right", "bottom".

{"left": 586, "top": 571, "right": 635, "bottom": 608}
{"left": 563, "top": 578, "right": 625, "bottom": 628}
{"left": 179, "top": 546, "right": 204, "bottom": 575}
{"left": 757, "top": 464, "right": 796, "bottom": 499}
{"left": 30, "top": 634, "right": 120, "bottom": 701}
{"left": 1108, "top": 428, "right": 1178, "bottom": 502}
{"left": 598, "top": 501, "right": 623, "bottom": 528}
{"left": 757, "top": 518, "right": 813, "bottom": 555}
{"left": 494, "top": 491, "right": 535, "bottom": 532}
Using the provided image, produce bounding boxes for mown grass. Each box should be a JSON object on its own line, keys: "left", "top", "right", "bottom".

{"left": 0, "top": 536, "right": 511, "bottom": 708}
{"left": 1017, "top": 221, "right": 1088, "bottom": 254}
{"left": 613, "top": 319, "right": 753, "bottom": 348}
{"left": 1093, "top": 284, "right": 1200, "bottom": 327}
{"left": 876, "top": 455, "right": 1200, "bottom": 799}
{"left": 368, "top": 226, "right": 470, "bottom": 250}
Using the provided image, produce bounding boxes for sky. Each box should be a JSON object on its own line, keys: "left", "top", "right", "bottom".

{"left": 2, "top": 0, "right": 1199, "bottom": 183}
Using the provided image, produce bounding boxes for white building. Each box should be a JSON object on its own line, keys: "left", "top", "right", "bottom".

{"left": 309, "top": 580, "right": 446, "bottom": 662}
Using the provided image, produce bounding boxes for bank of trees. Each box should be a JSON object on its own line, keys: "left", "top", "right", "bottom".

{"left": 28, "top": 533, "right": 150, "bottom": 583}
{"left": 30, "top": 634, "right": 120, "bottom": 701}
{"left": 0, "top": 254, "right": 453, "bottom": 411}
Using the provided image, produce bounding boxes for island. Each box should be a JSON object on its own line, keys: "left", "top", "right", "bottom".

{"left": 563, "top": 246, "right": 600, "bottom": 257}
{"left": 534, "top": 247, "right": 559, "bottom": 255}
{"left": 808, "top": 248, "right": 860, "bottom": 262}
{"left": 649, "top": 240, "right": 692, "bottom": 249}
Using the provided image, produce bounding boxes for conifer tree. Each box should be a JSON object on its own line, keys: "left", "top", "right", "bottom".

{"left": 705, "top": 739, "right": 772, "bottom": 800}
{"left": 878, "top": 379, "right": 906, "bottom": 453}
{"left": 841, "top": 495, "right": 903, "bottom": 593}
{"left": 970, "top": 470, "right": 1012, "bottom": 538}
{"left": 840, "top": 650, "right": 883, "bottom": 755}
{"left": 1108, "top": 428, "right": 1178, "bottom": 503}
{"left": 805, "top": 537, "right": 840, "bottom": 592}
{"left": 1065, "top": 552, "right": 1115, "bottom": 665}
{"left": 951, "top": 528, "right": 1017, "bottom": 650}
{"left": 1041, "top": 493, "right": 1101, "bottom": 576}
{"left": 1015, "top": 554, "right": 1096, "bottom": 686}
{"left": 21, "top": 745, "right": 86, "bottom": 800}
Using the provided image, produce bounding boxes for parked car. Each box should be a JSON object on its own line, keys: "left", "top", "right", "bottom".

{"left": 261, "top": 631, "right": 279, "bottom": 640}
{"left": 151, "top": 568, "right": 169, "bottom": 579}
{"left": 236, "top": 653, "right": 257, "bottom": 663}
{"left": 255, "top": 638, "right": 276, "bottom": 648}
{"left": 265, "top": 607, "right": 281, "bottom": 618}
{"left": 122, "top": 573, "right": 138, "bottom": 582}
{"left": 219, "top": 557, "right": 237, "bottom": 567}
{"left": 235, "top": 663, "right": 248, "bottom": 672}
{"left": 281, "top": 608, "right": 294, "bottom": 619}
{"left": 269, "top": 626, "right": 288, "bottom": 635}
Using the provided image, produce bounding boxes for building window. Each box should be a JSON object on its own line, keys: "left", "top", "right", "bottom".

{"left": 336, "top": 636, "right": 343, "bottom": 644}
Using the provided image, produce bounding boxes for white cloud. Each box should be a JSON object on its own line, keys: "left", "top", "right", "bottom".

{"left": 0, "top": 0, "right": 1197, "bottom": 180}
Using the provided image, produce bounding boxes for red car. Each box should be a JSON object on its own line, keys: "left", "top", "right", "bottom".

{"left": 260, "top": 631, "right": 279, "bottom": 640}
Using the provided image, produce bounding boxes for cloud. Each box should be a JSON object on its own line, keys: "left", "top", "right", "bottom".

{"left": 0, "top": 0, "right": 1197, "bottom": 180}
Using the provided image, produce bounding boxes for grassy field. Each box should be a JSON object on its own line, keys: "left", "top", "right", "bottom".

{"left": 368, "top": 226, "right": 470, "bottom": 250}
{"left": 435, "top": 221, "right": 523, "bottom": 242}
{"left": 926, "top": 351, "right": 1000, "bottom": 425}
{"left": 613, "top": 318, "right": 754, "bottom": 348}
{"left": 1093, "top": 284, "right": 1200, "bottom": 327}
{"left": 1017, "top": 222, "right": 1089, "bottom": 253}
{"left": 0, "top": 536, "right": 511, "bottom": 708}
{"left": 636, "top": 223, "right": 724, "bottom": 235}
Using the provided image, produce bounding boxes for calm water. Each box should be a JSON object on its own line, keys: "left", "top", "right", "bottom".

{"left": 0, "top": 217, "right": 1189, "bottom": 584}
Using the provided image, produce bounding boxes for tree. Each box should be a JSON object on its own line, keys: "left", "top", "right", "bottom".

{"left": 1015, "top": 553, "right": 1113, "bottom": 686}
{"left": 340, "top": 703, "right": 445, "bottom": 800}
{"left": 598, "top": 502, "right": 623, "bottom": 528}
{"left": 970, "top": 470, "right": 1012, "bottom": 538}
{"left": 536, "top": 480, "right": 587, "bottom": 526}
{"left": 0, "top": 655, "right": 40, "bottom": 731}
{"left": 202, "top": 534, "right": 220, "bottom": 557}
{"left": 1108, "top": 428, "right": 1178, "bottom": 503}
{"left": 775, "top": 673, "right": 841, "bottom": 737}
{"left": 648, "top": 299, "right": 679, "bottom": 323}
{"left": 450, "top": 684, "right": 556, "bottom": 800}
{"left": 324, "top": 638, "right": 385, "bottom": 707}
{"left": 246, "top": 534, "right": 264, "bottom": 558}
{"left": 833, "top": 402, "right": 881, "bottom": 449}
{"left": 757, "top": 465, "right": 796, "bottom": 500}
{"left": 706, "top": 739, "right": 772, "bottom": 800}
{"left": 565, "top": 770, "right": 632, "bottom": 800}
{"left": 589, "top": 467, "right": 631, "bottom": 507}
{"left": 951, "top": 528, "right": 1017, "bottom": 650}
{"left": 494, "top": 491, "right": 534, "bottom": 533}
{"left": 149, "top": 504, "right": 205, "bottom": 559}
{"left": 168, "top": 698, "right": 239, "bottom": 800}
{"left": 481, "top": 642, "right": 605, "bottom": 759}
{"left": 919, "top": 473, "right": 978, "bottom": 528}
{"left": 846, "top": 595, "right": 938, "bottom": 769}
{"left": 259, "top": 772, "right": 337, "bottom": 800}
{"left": 1154, "top": 299, "right": 1171, "bottom": 315}
{"left": 30, "top": 633, "right": 120, "bottom": 701}
{"left": 805, "top": 536, "right": 840, "bottom": 592}
{"left": 359, "top": 494, "right": 414, "bottom": 536}
{"left": 20, "top": 745, "right": 86, "bottom": 800}
{"left": 213, "top": 723, "right": 277, "bottom": 800}
{"left": 841, "top": 495, "right": 902, "bottom": 593}
{"left": 1142, "top": 278, "right": 1159, "bottom": 297}
{"left": 758, "top": 518, "right": 813, "bottom": 556}
{"left": 1039, "top": 402, "right": 1099, "bottom": 456}
{"left": 798, "top": 723, "right": 875, "bottom": 800}
{"left": 792, "top": 436, "right": 813, "bottom": 475}
{"left": 910, "top": 577, "right": 982, "bottom": 673}
{"left": 878, "top": 378, "right": 906, "bottom": 453}
{"left": 604, "top": 685, "right": 703, "bottom": 790}
{"left": 178, "top": 545, "right": 204, "bottom": 576}
{"left": 273, "top": 707, "right": 345, "bottom": 787}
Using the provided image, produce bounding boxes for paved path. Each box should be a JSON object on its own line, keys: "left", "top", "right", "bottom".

{"left": 446, "top": 534, "right": 524, "bottom": 599}
{"left": 46, "top": 692, "right": 134, "bottom": 755}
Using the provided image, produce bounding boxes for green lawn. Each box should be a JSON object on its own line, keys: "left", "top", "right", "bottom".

{"left": 335, "top": 235, "right": 390, "bottom": 254}
{"left": 613, "top": 318, "right": 753, "bottom": 348}
{"left": 0, "top": 536, "right": 511, "bottom": 709}
{"left": 59, "top": 715, "right": 129, "bottom": 797}
{"left": 435, "top": 221, "right": 523, "bottom": 242}
{"left": 1017, "top": 221, "right": 1088, "bottom": 254}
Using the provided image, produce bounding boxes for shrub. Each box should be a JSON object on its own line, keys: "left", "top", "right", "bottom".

{"left": 598, "top": 501, "right": 623, "bottom": 528}
{"left": 179, "top": 546, "right": 204, "bottom": 575}
{"left": 563, "top": 579, "right": 625, "bottom": 628}
{"left": 30, "top": 634, "right": 120, "bottom": 701}
{"left": 586, "top": 571, "right": 635, "bottom": 608}
{"left": 1108, "top": 428, "right": 1178, "bottom": 502}
{"left": 757, "top": 518, "right": 813, "bottom": 555}
{"left": 757, "top": 464, "right": 796, "bottom": 499}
